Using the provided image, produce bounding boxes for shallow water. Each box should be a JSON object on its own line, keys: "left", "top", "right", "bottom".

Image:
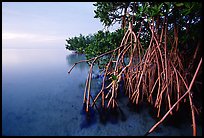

{"left": 2, "top": 49, "right": 202, "bottom": 136}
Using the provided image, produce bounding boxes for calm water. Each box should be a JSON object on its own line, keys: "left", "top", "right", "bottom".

{"left": 2, "top": 49, "right": 201, "bottom": 136}
{"left": 2, "top": 49, "right": 91, "bottom": 135}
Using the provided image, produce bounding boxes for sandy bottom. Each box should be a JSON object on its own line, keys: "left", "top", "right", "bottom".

{"left": 3, "top": 77, "right": 202, "bottom": 136}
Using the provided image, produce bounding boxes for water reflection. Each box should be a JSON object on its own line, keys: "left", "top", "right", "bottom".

{"left": 66, "top": 53, "right": 89, "bottom": 71}
{"left": 2, "top": 49, "right": 91, "bottom": 136}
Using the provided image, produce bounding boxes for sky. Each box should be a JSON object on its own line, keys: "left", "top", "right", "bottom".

{"left": 2, "top": 2, "right": 120, "bottom": 49}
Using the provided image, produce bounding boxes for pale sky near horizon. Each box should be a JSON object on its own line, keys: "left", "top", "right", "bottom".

{"left": 2, "top": 2, "right": 120, "bottom": 49}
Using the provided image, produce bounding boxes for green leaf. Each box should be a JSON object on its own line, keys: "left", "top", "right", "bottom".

{"left": 158, "top": 3, "right": 163, "bottom": 10}
{"left": 175, "top": 3, "right": 184, "bottom": 7}
{"left": 184, "top": 2, "right": 190, "bottom": 8}
{"left": 147, "top": 17, "right": 151, "bottom": 22}
{"left": 138, "top": 6, "right": 143, "bottom": 12}
{"left": 164, "top": 2, "right": 170, "bottom": 5}
{"left": 111, "top": 75, "right": 117, "bottom": 80}
{"left": 182, "top": 9, "right": 191, "bottom": 15}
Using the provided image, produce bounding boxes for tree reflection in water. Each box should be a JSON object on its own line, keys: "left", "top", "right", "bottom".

{"left": 66, "top": 52, "right": 102, "bottom": 97}
{"left": 66, "top": 53, "right": 89, "bottom": 71}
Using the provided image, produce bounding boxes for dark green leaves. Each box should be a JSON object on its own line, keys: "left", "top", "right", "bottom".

{"left": 150, "top": 3, "right": 163, "bottom": 17}
{"left": 175, "top": 3, "right": 184, "bottom": 7}
{"left": 65, "top": 28, "right": 124, "bottom": 68}
{"left": 93, "top": 2, "right": 128, "bottom": 27}
{"left": 111, "top": 75, "right": 117, "bottom": 80}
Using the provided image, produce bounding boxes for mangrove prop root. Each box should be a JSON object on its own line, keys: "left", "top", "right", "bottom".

{"left": 146, "top": 58, "right": 202, "bottom": 136}
{"left": 68, "top": 19, "right": 202, "bottom": 136}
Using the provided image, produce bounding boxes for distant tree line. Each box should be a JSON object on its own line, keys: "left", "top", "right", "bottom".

{"left": 65, "top": 29, "right": 124, "bottom": 68}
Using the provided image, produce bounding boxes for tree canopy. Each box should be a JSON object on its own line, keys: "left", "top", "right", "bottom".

{"left": 93, "top": 2, "right": 201, "bottom": 28}
{"left": 93, "top": 2, "right": 202, "bottom": 67}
